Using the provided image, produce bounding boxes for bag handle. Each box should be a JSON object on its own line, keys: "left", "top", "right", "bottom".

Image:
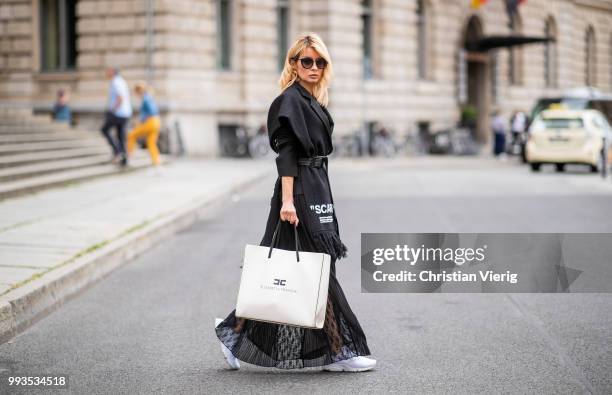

{"left": 268, "top": 218, "right": 302, "bottom": 262}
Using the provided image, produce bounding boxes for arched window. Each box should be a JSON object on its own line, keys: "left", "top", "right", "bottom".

{"left": 544, "top": 16, "right": 558, "bottom": 88}
{"left": 585, "top": 26, "right": 596, "bottom": 86}
{"left": 416, "top": 0, "right": 434, "bottom": 80}
{"left": 277, "top": 0, "right": 290, "bottom": 71}
{"left": 508, "top": 12, "right": 523, "bottom": 85}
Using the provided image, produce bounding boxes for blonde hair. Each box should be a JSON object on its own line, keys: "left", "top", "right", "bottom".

{"left": 134, "top": 80, "right": 153, "bottom": 95}
{"left": 278, "top": 32, "right": 334, "bottom": 107}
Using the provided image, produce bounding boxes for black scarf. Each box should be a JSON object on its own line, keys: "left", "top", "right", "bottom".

{"left": 267, "top": 83, "right": 348, "bottom": 261}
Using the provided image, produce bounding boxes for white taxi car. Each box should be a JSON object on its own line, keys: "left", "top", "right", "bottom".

{"left": 525, "top": 108, "right": 612, "bottom": 172}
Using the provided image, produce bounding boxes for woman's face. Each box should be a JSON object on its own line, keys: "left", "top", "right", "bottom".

{"left": 293, "top": 46, "right": 325, "bottom": 85}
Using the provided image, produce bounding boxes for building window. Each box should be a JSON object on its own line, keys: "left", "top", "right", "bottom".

{"left": 585, "top": 26, "right": 596, "bottom": 86}
{"left": 40, "top": 0, "right": 77, "bottom": 72}
{"left": 609, "top": 34, "right": 612, "bottom": 91}
{"left": 508, "top": 13, "right": 523, "bottom": 85}
{"left": 544, "top": 16, "right": 558, "bottom": 88}
{"left": 361, "top": 0, "right": 373, "bottom": 79}
{"left": 216, "top": 0, "right": 232, "bottom": 70}
{"left": 490, "top": 50, "right": 499, "bottom": 104}
{"left": 277, "top": 0, "right": 290, "bottom": 72}
{"left": 416, "top": 0, "right": 427, "bottom": 79}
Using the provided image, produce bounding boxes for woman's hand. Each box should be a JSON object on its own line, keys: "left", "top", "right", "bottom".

{"left": 280, "top": 176, "right": 299, "bottom": 226}
{"left": 280, "top": 200, "right": 299, "bottom": 227}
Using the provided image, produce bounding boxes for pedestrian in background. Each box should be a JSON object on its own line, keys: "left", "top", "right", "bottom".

{"left": 491, "top": 108, "right": 507, "bottom": 159}
{"left": 52, "top": 88, "right": 72, "bottom": 124}
{"left": 100, "top": 67, "right": 132, "bottom": 167}
{"left": 126, "top": 81, "right": 161, "bottom": 167}
{"left": 510, "top": 109, "right": 527, "bottom": 154}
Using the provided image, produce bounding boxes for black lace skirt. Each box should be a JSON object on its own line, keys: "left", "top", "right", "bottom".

{"left": 214, "top": 193, "right": 372, "bottom": 369}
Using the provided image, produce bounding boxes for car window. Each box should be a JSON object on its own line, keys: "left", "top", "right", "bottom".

{"left": 543, "top": 118, "right": 584, "bottom": 129}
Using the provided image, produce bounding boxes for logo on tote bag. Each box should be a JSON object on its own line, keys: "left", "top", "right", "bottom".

{"left": 260, "top": 278, "right": 297, "bottom": 293}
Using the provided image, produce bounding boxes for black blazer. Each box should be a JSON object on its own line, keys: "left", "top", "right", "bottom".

{"left": 262, "top": 82, "right": 347, "bottom": 262}
{"left": 267, "top": 82, "right": 334, "bottom": 159}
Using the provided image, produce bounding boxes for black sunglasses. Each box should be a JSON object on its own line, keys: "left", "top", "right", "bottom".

{"left": 293, "top": 56, "right": 328, "bottom": 70}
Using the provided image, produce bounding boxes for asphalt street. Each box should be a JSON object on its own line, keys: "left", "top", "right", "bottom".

{"left": 1, "top": 155, "right": 611, "bottom": 394}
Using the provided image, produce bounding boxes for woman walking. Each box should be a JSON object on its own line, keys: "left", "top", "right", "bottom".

{"left": 214, "top": 33, "right": 376, "bottom": 372}
{"left": 126, "top": 81, "right": 161, "bottom": 166}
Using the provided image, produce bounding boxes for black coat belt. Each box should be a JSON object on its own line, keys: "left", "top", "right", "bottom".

{"left": 297, "top": 156, "right": 328, "bottom": 168}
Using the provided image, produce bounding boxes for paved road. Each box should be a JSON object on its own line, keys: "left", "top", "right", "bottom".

{"left": 1, "top": 156, "right": 611, "bottom": 394}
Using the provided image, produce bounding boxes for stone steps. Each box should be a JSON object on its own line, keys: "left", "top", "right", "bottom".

{"left": 0, "top": 154, "right": 112, "bottom": 181}
{"left": 0, "top": 132, "right": 100, "bottom": 144}
{"left": 0, "top": 146, "right": 111, "bottom": 168}
{"left": 0, "top": 111, "right": 161, "bottom": 199}
{"left": 0, "top": 124, "right": 72, "bottom": 133}
{"left": 0, "top": 154, "right": 156, "bottom": 200}
{"left": 0, "top": 139, "right": 103, "bottom": 154}
{"left": 0, "top": 114, "right": 60, "bottom": 127}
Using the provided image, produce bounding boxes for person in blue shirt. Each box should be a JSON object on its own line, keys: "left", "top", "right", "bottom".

{"left": 100, "top": 67, "right": 133, "bottom": 167}
{"left": 126, "top": 81, "right": 161, "bottom": 166}
{"left": 52, "top": 89, "right": 72, "bottom": 124}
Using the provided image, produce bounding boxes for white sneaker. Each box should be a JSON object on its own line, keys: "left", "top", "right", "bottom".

{"left": 215, "top": 318, "right": 240, "bottom": 370}
{"left": 323, "top": 355, "right": 377, "bottom": 372}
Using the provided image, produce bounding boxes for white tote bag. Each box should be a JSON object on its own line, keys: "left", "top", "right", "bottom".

{"left": 235, "top": 219, "right": 331, "bottom": 329}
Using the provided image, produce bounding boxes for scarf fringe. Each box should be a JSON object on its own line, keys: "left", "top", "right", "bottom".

{"left": 312, "top": 231, "right": 348, "bottom": 261}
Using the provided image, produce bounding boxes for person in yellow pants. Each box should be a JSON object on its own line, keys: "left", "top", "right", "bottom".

{"left": 127, "top": 81, "right": 161, "bottom": 166}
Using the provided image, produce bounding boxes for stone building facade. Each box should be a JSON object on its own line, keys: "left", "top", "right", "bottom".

{"left": 1, "top": 0, "right": 612, "bottom": 155}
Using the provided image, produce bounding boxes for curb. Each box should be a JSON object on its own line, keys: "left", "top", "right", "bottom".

{"left": 0, "top": 168, "right": 271, "bottom": 344}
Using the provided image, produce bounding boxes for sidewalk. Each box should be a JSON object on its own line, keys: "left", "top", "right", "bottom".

{"left": 0, "top": 158, "right": 272, "bottom": 343}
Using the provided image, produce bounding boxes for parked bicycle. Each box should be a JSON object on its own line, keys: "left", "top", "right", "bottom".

{"left": 370, "top": 126, "right": 396, "bottom": 157}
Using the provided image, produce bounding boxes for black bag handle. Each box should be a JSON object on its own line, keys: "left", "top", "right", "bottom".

{"left": 268, "top": 218, "right": 302, "bottom": 262}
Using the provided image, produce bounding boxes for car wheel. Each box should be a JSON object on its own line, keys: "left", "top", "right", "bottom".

{"left": 555, "top": 163, "right": 565, "bottom": 172}
{"left": 530, "top": 163, "right": 541, "bottom": 172}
